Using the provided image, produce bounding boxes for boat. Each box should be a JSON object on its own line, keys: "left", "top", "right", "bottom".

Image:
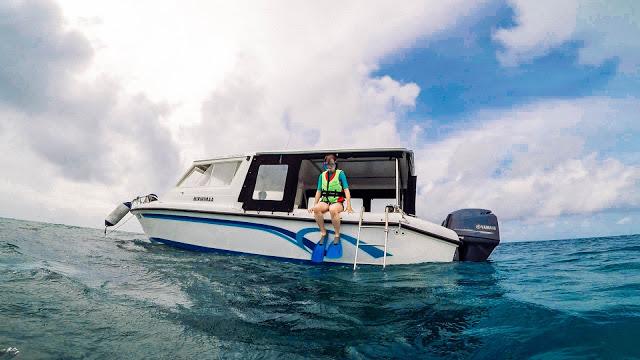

{"left": 105, "top": 148, "right": 500, "bottom": 267}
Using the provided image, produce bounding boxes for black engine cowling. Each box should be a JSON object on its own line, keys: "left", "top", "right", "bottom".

{"left": 442, "top": 209, "right": 500, "bottom": 261}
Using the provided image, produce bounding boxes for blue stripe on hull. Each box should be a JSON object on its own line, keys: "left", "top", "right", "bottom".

{"left": 143, "top": 213, "right": 315, "bottom": 252}
{"left": 141, "top": 212, "right": 390, "bottom": 259}
{"left": 150, "top": 237, "right": 343, "bottom": 266}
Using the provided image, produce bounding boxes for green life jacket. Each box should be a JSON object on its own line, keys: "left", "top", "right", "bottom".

{"left": 320, "top": 169, "right": 345, "bottom": 204}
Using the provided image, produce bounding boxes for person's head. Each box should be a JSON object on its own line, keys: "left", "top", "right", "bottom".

{"left": 323, "top": 154, "right": 337, "bottom": 172}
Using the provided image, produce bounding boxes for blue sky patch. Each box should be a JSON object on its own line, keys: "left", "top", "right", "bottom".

{"left": 376, "top": 4, "right": 619, "bottom": 122}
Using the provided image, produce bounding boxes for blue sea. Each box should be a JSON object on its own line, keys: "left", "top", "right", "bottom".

{"left": 1, "top": 217, "right": 639, "bottom": 359}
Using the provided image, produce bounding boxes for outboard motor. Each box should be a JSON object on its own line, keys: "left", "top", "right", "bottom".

{"left": 442, "top": 209, "right": 500, "bottom": 261}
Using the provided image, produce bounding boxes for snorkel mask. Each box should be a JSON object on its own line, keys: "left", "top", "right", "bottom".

{"left": 323, "top": 160, "right": 337, "bottom": 171}
{"left": 322, "top": 156, "right": 337, "bottom": 171}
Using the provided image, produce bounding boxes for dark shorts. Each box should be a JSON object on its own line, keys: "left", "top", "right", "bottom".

{"left": 319, "top": 200, "right": 344, "bottom": 206}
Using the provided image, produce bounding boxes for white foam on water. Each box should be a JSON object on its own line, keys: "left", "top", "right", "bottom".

{"left": 0, "top": 347, "right": 20, "bottom": 357}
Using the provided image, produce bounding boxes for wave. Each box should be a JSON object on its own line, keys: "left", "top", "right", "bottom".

{"left": 1, "top": 218, "right": 639, "bottom": 359}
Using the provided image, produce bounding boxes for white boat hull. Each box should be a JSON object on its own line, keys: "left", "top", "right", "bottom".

{"left": 132, "top": 208, "right": 459, "bottom": 265}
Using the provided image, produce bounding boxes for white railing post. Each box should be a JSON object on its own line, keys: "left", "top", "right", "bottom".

{"left": 395, "top": 158, "right": 400, "bottom": 208}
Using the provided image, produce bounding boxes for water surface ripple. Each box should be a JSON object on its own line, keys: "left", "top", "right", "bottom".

{"left": 1, "top": 218, "right": 639, "bottom": 359}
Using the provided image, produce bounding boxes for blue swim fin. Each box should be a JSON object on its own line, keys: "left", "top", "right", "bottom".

{"left": 325, "top": 240, "right": 343, "bottom": 259}
{"left": 311, "top": 235, "right": 327, "bottom": 263}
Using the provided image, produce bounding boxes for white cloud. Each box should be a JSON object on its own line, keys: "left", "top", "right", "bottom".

{"left": 494, "top": 0, "right": 640, "bottom": 72}
{"left": 576, "top": 0, "right": 640, "bottom": 73}
{"left": 501, "top": 210, "right": 640, "bottom": 241}
{"left": 493, "top": 0, "right": 578, "bottom": 66}
{"left": 195, "top": 61, "right": 421, "bottom": 156}
{"left": 0, "top": 0, "right": 181, "bottom": 187}
{"left": 0, "top": 0, "right": 181, "bottom": 231}
{"left": 617, "top": 216, "right": 631, "bottom": 225}
{"left": 414, "top": 97, "right": 640, "bottom": 224}
{"left": 183, "top": 1, "right": 484, "bottom": 158}
{"left": 0, "top": 0, "right": 488, "bottom": 230}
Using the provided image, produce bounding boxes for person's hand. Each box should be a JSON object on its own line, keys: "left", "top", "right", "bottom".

{"left": 308, "top": 205, "right": 315, "bottom": 214}
{"left": 346, "top": 205, "right": 354, "bottom": 214}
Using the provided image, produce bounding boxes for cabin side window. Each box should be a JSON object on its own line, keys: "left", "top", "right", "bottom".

{"left": 209, "top": 161, "right": 241, "bottom": 187}
{"left": 178, "top": 164, "right": 212, "bottom": 187}
{"left": 178, "top": 160, "right": 241, "bottom": 188}
{"left": 252, "top": 164, "right": 288, "bottom": 201}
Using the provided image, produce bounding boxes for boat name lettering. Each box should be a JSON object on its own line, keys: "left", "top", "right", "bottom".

{"left": 475, "top": 224, "right": 496, "bottom": 231}
{"left": 193, "top": 196, "right": 214, "bottom": 202}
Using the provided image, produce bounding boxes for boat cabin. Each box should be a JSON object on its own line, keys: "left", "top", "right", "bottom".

{"left": 172, "top": 148, "right": 417, "bottom": 214}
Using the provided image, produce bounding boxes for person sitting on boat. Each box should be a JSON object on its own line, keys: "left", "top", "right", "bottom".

{"left": 308, "top": 154, "right": 354, "bottom": 246}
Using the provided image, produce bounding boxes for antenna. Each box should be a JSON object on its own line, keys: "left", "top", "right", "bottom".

{"left": 284, "top": 131, "right": 292, "bottom": 150}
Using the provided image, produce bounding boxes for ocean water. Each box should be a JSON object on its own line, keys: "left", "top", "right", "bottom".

{"left": 1, "top": 217, "right": 639, "bottom": 359}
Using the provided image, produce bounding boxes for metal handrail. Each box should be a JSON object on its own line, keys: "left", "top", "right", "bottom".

{"left": 383, "top": 206, "right": 389, "bottom": 268}
{"left": 353, "top": 206, "right": 365, "bottom": 270}
{"left": 353, "top": 205, "right": 390, "bottom": 270}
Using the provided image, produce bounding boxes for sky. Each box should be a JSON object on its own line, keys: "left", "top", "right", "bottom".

{"left": 0, "top": 0, "right": 638, "bottom": 241}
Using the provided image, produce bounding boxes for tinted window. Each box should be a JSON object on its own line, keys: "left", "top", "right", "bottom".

{"left": 252, "top": 164, "right": 288, "bottom": 201}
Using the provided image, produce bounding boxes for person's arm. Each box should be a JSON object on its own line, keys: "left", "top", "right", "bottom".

{"left": 340, "top": 171, "right": 353, "bottom": 213}
{"left": 344, "top": 188, "right": 353, "bottom": 213}
{"left": 308, "top": 190, "right": 321, "bottom": 213}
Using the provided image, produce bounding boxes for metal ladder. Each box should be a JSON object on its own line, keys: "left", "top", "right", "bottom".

{"left": 353, "top": 206, "right": 390, "bottom": 270}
